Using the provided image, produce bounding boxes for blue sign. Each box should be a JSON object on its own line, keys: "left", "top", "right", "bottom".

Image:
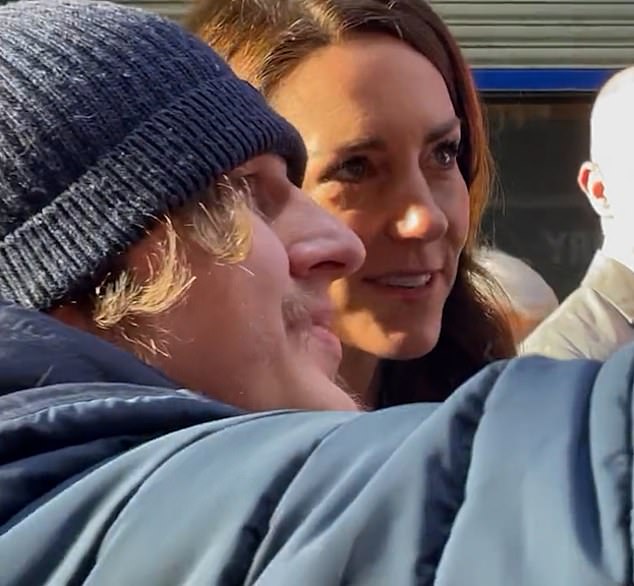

{"left": 473, "top": 68, "right": 618, "bottom": 92}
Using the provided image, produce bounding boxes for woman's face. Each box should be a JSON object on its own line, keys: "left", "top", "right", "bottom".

{"left": 271, "top": 34, "right": 470, "bottom": 359}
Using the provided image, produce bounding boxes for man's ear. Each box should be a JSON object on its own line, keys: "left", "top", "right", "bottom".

{"left": 578, "top": 161, "right": 610, "bottom": 217}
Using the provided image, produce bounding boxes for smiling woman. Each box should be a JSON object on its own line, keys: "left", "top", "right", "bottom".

{"left": 188, "top": 0, "right": 515, "bottom": 407}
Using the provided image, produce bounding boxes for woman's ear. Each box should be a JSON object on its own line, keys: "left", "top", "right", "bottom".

{"left": 578, "top": 161, "right": 610, "bottom": 217}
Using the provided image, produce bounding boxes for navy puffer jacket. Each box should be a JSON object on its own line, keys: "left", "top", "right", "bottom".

{"left": 0, "top": 301, "right": 631, "bottom": 585}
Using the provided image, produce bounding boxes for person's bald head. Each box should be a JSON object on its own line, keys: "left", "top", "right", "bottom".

{"left": 474, "top": 248, "right": 559, "bottom": 344}
{"left": 590, "top": 67, "right": 634, "bottom": 165}
{"left": 579, "top": 67, "right": 634, "bottom": 238}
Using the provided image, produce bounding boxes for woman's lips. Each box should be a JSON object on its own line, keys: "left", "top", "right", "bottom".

{"left": 362, "top": 271, "right": 440, "bottom": 300}
{"left": 369, "top": 272, "right": 432, "bottom": 287}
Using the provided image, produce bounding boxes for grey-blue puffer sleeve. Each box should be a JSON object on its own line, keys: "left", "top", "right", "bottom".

{"left": 5, "top": 349, "right": 634, "bottom": 586}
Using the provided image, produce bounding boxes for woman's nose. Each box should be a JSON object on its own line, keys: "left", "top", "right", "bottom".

{"left": 389, "top": 203, "right": 448, "bottom": 241}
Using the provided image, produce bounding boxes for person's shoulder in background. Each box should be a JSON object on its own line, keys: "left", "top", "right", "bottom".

{"left": 522, "top": 252, "right": 634, "bottom": 360}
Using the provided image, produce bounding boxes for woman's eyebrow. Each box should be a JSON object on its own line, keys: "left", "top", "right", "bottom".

{"left": 424, "top": 117, "right": 461, "bottom": 144}
{"left": 309, "top": 136, "right": 387, "bottom": 158}
{"left": 310, "top": 118, "right": 461, "bottom": 158}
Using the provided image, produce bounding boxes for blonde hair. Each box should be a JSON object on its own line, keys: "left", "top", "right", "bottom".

{"left": 90, "top": 176, "right": 253, "bottom": 356}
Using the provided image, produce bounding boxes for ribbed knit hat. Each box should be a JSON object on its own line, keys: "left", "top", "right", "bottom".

{"left": 0, "top": 0, "right": 307, "bottom": 310}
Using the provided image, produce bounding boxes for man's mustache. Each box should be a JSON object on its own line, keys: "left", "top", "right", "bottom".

{"left": 281, "top": 291, "right": 313, "bottom": 332}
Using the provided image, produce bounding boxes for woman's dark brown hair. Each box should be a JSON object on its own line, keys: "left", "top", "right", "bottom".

{"left": 187, "top": 0, "right": 515, "bottom": 405}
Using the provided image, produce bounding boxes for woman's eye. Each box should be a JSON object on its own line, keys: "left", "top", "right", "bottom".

{"left": 322, "top": 155, "right": 372, "bottom": 183}
{"left": 433, "top": 140, "right": 461, "bottom": 169}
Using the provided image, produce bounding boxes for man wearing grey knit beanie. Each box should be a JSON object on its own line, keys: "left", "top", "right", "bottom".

{"left": 7, "top": 2, "right": 634, "bottom": 585}
{"left": 0, "top": 0, "right": 369, "bottom": 578}
{"left": 0, "top": 0, "right": 366, "bottom": 413}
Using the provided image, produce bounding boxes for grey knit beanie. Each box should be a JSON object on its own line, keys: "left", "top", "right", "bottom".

{"left": 0, "top": 0, "right": 307, "bottom": 310}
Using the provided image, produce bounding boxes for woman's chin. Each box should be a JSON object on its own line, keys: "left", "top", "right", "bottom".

{"left": 367, "top": 329, "right": 442, "bottom": 360}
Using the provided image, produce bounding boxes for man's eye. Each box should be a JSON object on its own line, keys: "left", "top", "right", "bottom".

{"left": 322, "top": 155, "right": 372, "bottom": 183}
{"left": 433, "top": 140, "right": 461, "bottom": 169}
{"left": 239, "top": 176, "right": 286, "bottom": 222}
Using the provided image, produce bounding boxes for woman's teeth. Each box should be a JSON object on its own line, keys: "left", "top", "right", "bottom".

{"left": 373, "top": 273, "right": 432, "bottom": 288}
